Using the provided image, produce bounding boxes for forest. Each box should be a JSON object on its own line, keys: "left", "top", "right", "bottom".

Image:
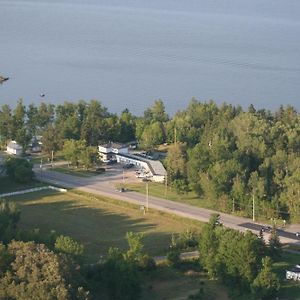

{"left": 0, "top": 98, "right": 299, "bottom": 222}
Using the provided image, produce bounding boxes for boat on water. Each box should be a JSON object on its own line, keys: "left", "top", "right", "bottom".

{"left": 0, "top": 76, "right": 9, "bottom": 83}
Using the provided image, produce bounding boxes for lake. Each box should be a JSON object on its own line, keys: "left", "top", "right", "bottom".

{"left": 0, "top": 0, "right": 300, "bottom": 115}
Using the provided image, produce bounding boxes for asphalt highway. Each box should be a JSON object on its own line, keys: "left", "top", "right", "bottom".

{"left": 34, "top": 166, "right": 300, "bottom": 245}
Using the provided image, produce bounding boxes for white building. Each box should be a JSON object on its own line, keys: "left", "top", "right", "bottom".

{"left": 98, "top": 142, "right": 166, "bottom": 183}
{"left": 98, "top": 142, "right": 129, "bottom": 162}
{"left": 286, "top": 265, "right": 300, "bottom": 281}
{"left": 6, "top": 141, "right": 23, "bottom": 156}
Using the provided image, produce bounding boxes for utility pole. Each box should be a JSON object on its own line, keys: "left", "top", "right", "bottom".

{"left": 40, "top": 157, "right": 43, "bottom": 179}
{"left": 232, "top": 198, "right": 235, "bottom": 213}
{"left": 252, "top": 193, "right": 255, "bottom": 221}
{"left": 174, "top": 127, "right": 177, "bottom": 144}
{"left": 51, "top": 150, "right": 54, "bottom": 167}
{"left": 164, "top": 173, "right": 168, "bottom": 199}
{"left": 146, "top": 182, "right": 149, "bottom": 212}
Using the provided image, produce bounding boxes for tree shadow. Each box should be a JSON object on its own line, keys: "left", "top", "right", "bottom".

{"left": 10, "top": 190, "right": 177, "bottom": 262}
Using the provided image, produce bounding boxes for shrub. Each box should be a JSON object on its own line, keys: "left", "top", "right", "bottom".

{"left": 55, "top": 235, "right": 84, "bottom": 257}
{"left": 167, "top": 247, "right": 181, "bottom": 267}
{"left": 138, "top": 254, "right": 156, "bottom": 271}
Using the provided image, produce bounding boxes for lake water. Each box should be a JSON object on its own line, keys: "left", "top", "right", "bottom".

{"left": 1, "top": 0, "right": 300, "bottom": 115}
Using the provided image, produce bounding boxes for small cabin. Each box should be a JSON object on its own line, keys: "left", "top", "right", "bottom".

{"left": 7, "top": 141, "right": 23, "bottom": 156}
{"left": 286, "top": 265, "right": 300, "bottom": 281}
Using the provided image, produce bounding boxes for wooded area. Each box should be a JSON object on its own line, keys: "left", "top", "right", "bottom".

{"left": 0, "top": 98, "right": 299, "bottom": 221}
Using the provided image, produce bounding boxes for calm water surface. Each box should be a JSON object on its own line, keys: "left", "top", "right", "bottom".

{"left": 1, "top": 0, "right": 300, "bottom": 114}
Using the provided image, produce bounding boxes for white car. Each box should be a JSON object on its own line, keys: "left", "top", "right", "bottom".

{"left": 296, "top": 232, "right": 300, "bottom": 238}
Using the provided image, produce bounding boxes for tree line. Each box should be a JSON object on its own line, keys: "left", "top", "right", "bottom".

{"left": 0, "top": 98, "right": 299, "bottom": 220}
{"left": 0, "top": 197, "right": 283, "bottom": 299}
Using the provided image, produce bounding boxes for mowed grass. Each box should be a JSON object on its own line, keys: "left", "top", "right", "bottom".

{"left": 0, "top": 177, "right": 45, "bottom": 194}
{"left": 141, "top": 266, "right": 230, "bottom": 300}
{"left": 125, "top": 182, "right": 213, "bottom": 209}
{"left": 273, "top": 251, "right": 300, "bottom": 299}
{"left": 52, "top": 166, "right": 100, "bottom": 177}
{"left": 8, "top": 190, "right": 203, "bottom": 262}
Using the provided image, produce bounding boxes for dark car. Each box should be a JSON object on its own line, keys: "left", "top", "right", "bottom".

{"left": 261, "top": 226, "right": 272, "bottom": 233}
{"left": 123, "top": 163, "right": 134, "bottom": 169}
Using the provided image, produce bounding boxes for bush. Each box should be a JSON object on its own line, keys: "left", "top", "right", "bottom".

{"left": 177, "top": 229, "right": 199, "bottom": 250}
{"left": 138, "top": 254, "right": 156, "bottom": 272}
{"left": 167, "top": 247, "right": 181, "bottom": 267}
{"left": 5, "top": 157, "right": 33, "bottom": 183}
{"left": 55, "top": 235, "right": 84, "bottom": 257}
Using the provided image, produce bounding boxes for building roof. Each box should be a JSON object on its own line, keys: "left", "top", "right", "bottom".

{"left": 7, "top": 141, "right": 22, "bottom": 150}
{"left": 288, "top": 265, "right": 300, "bottom": 273}
{"left": 99, "top": 142, "right": 127, "bottom": 149}
{"left": 117, "top": 152, "right": 167, "bottom": 176}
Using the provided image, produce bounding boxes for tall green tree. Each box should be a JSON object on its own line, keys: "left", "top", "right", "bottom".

{"left": 251, "top": 256, "right": 280, "bottom": 299}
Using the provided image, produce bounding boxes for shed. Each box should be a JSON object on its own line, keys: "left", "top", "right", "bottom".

{"left": 286, "top": 265, "right": 300, "bottom": 281}
{"left": 6, "top": 141, "right": 23, "bottom": 155}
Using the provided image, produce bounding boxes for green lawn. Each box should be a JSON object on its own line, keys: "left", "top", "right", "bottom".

{"left": 141, "top": 265, "right": 230, "bottom": 300}
{"left": 125, "top": 182, "right": 211, "bottom": 208}
{"left": 0, "top": 177, "right": 45, "bottom": 194}
{"left": 125, "top": 182, "right": 287, "bottom": 225}
{"left": 8, "top": 190, "right": 202, "bottom": 263}
{"left": 274, "top": 252, "right": 300, "bottom": 299}
{"left": 52, "top": 166, "right": 101, "bottom": 177}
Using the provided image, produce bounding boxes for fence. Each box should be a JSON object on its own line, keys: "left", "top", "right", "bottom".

{"left": 0, "top": 186, "right": 67, "bottom": 198}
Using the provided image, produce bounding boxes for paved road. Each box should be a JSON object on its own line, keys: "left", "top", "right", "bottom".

{"left": 34, "top": 166, "right": 300, "bottom": 245}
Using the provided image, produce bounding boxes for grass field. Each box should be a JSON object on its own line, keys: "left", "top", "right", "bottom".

{"left": 0, "top": 177, "right": 45, "bottom": 194}
{"left": 8, "top": 189, "right": 203, "bottom": 262}
{"left": 52, "top": 166, "right": 100, "bottom": 177}
{"left": 125, "top": 182, "right": 287, "bottom": 226}
{"left": 141, "top": 265, "right": 230, "bottom": 300}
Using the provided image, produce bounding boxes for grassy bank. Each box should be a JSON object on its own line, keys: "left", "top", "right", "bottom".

{"left": 52, "top": 166, "right": 100, "bottom": 177}
{"left": 0, "top": 177, "right": 45, "bottom": 194}
{"left": 8, "top": 189, "right": 202, "bottom": 262}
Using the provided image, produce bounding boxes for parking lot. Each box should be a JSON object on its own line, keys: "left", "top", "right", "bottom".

{"left": 101, "top": 162, "right": 145, "bottom": 184}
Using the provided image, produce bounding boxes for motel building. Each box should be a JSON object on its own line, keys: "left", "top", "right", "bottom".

{"left": 98, "top": 142, "right": 166, "bottom": 183}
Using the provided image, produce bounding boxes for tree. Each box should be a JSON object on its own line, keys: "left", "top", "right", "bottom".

{"left": 11, "top": 99, "right": 26, "bottom": 139}
{"left": 166, "top": 143, "right": 187, "bottom": 182}
{"left": 0, "top": 104, "right": 13, "bottom": 145}
{"left": 251, "top": 257, "right": 280, "bottom": 299}
{"left": 0, "top": 200, "right": 20, "bottom": 243}
{"left": 0, "top": 241, "right": 70, "bottom": 300}
{"left": 42, "top": 125, "right": 61, "bottom": 158}
{"left": 198, "top": 214, "right": 221, "bottom": 278}
{"left": 149, "top": 99, "right": 169, "bottom": 123}
{"left": 5, "top": 157, "right": 33, "bottom": 183}
{"left": 80, "top": 100, "right": 110, "bottom": 145}
{"left": 268, "top": 226, "right": 282, "bottom": 260}
{"left": 16, "top": 127, "right": 32, "bottom": 154}
{"left": 62, "top": 139, "right": 85, "bottom": 167}
{"left": 125, "top": 232, "right": 144, "bottom": 262}
{"left": 26, "top": 104, "right": 39, "bottom": 136}
{"left": 140, "top": 122, "right": 164, "bottom": 150}
{"left": 55, "top": 235, "right": 84, "bottom": 257}
{"left": 102, "top": 247, "right": 141, "bottom": 300}
{"left": 37, "top": 102, "right": 55, "bottom": 129}
{"left": 80, "top": 146, "right": 99, "bottom": 170}
{"left": 118, "top": 109, "right": 136, "bottom": 142}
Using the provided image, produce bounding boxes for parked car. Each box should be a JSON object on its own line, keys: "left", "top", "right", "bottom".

{"left": 261, "top": 226, "right": 272, "bottom": 233}
{"left": 123, "top": 163, "right": 134, "bottom": 169}
{"left": 96, "top": 167, "right": 106, "bottom": 173}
